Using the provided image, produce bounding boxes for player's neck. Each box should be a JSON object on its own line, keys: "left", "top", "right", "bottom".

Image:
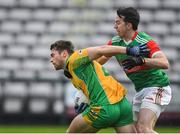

{"left": 123, "top": 30, "right": 136, "bottom": 42}
{"left": 63, "top": 56, "right": 69, "bottom": 69}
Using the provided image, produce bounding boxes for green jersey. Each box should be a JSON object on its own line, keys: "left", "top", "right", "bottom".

{"left": 108, "top": 32, "right": 170, "bottom": 92}
{"left": 66, "top": 49, "right": 127, "bottom": 106}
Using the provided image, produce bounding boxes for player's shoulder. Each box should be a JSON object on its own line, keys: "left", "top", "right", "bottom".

{"left": 68, "top": 49, "right": 91, "bottom": 68}
{"left": 136, "top": 32, "right": 154, "bottom": 44}
{"left": 66, "top": 50, "right": 78, "bottom": 68}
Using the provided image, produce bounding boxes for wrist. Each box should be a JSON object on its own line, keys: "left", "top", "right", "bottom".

{"left": 126, "top": 47, "right": 130, "bottom": 55}
{"left": 143, "top": 58, "right": 146, "bottom": 64}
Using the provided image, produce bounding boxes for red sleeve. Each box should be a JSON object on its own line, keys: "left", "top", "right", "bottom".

{"left": 147, "top": 40, "right": 161, "bottom": 58}
{"left": 107, "top": 40, "right": 112, "bottom": 45}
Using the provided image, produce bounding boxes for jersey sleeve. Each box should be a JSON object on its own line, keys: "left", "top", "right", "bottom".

{"left": 147, "top": 40, "right": 161, "bottom": 58}
{"left": 68, "top": 49, "right": 91, "bottom": 71}
{"left": 107, "top": 40, "right": 112, "bottom": 45}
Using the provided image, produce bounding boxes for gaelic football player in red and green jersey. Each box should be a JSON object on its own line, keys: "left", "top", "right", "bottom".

{"left": 50, "top": 40, "right": 149, "bottom": 133}
{"left": 97, "top": 7, "right": 172, "bottom": 133}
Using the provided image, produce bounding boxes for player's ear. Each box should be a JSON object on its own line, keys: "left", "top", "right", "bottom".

{"left": 62, "top": 50, "right": 69, "bottom": 58}
{"left": 126, "top": 22, "right": 132, "bottom": 30}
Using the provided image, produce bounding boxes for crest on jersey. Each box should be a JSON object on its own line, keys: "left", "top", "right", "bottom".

{"left": 78, "top": 50, "right": 82, "bottom": 55}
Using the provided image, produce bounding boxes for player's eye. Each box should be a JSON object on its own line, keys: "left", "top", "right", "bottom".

{"left": 51, "top": 54, "right": 54, "bottom": 57}
{"left": 115, "top": 21, "right": 120, "bottom": 25}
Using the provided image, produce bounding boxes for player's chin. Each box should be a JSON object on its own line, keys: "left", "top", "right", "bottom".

{"left": 53, "top": 65, "right": 61, "bottom": 70}
{"left": 55, "top": 67, "right": 61, "bottom": 70}
{"left": 117, "top": 32, "right": 123, "bottom": 37}
{"left": 116, "top": 30, "right": 122, "bottom": 36}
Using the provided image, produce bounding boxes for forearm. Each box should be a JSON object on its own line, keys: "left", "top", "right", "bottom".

{"left": 88, "top": 45, "right": 126, "bottom": 61}
{"left": 144, "top": 58, "right": 169, "bottom": 69}
{"left": 99, "top": 45, "right": 126, "bottom": 57}
{"left": 88, "top": 44, "right": 149, "bottom": 61}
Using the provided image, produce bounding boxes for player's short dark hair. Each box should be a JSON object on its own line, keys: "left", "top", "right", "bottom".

{"left": 117, "top": 7, "right": 140, "bottom": 30}
{"left": 50, "top": 40, "right": 74, "bottom": 55}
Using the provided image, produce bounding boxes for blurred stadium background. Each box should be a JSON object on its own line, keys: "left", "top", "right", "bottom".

{"left": 0, "top": 0, "right": 180, "bottom": 133}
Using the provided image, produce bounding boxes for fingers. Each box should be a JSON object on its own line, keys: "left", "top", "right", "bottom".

{"left": 139, "top": 44, "right": 148, "bottom": 49}
{"left": 139, "top": 44, "right": 150, "bottom": 57}
{"left": 141, "top": 49, "right": 150, "bottom": 53}
{"left": 124, "top": 64, "right": 134, "bottom": 70}
{"left": 140, "top": 50, "right": 150, "bottom": 57}
{"left": 122, "top": 59, "right": 134, "bottom": 70}
{"left": 139, "top": 44, "right": 149, "bottom": 52}
{"left": 122, "top": 64, "right": 131, "bottom": 69}
{"left": 122, "top": 59, "right": 129, "bottom": 65}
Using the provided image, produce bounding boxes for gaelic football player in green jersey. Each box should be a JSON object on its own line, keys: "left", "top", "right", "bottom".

{"left": 50, "top": 40, "right": 149, "bottom": 133}
{"left": 97, "top": 7, "right": 172, "bottom": 133}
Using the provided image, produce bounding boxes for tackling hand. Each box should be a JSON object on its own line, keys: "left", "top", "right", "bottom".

{"left": 122, "top": 56, "right": 145, "bottom": 70}
{"left": 126, "top": 44, "right": 150, "bottom": 57}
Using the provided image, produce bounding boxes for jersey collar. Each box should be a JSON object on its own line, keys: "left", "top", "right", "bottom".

{"left": 131, "top": 31, "right": 138, "bottom": 40}
{"left": 63, "top": 57, "right": 72, "bottom": 79}
{"left": 123, "top": 31, "right": 138, "bottom": 45}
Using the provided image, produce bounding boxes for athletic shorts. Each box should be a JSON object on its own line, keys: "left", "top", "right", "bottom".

{"left": 82, "top": 97, "right": 133, "bottom": 129}
{"left": 133, "top": 86, "right": 172, "bottom": 121}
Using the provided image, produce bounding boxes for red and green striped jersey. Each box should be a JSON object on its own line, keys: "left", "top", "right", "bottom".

{"left": 66, "top": 49, "right": 127, "bottom": 106}
{"left": 108, "top": 32, "right": 170, "bottom": 92}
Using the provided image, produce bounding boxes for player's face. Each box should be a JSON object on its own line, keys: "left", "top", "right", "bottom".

{"left": 50, "top": 49, "right": 65, "bottom": 70}
{"left": 114, "top": 16, "right": 127, "bottom": 38}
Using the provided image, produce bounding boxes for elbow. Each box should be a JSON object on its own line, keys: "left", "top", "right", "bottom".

{"left": 163, "top": 61, "right": 170, "bottom": 69}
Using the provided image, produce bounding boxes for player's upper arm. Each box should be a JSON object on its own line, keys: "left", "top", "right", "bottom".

{"left": 147, "top": 40, "right": 168, "bottom": 60}
{"left": 69, "top": 49, "right": 92, "bottom": 70}
{"left": 152, "top": 51, "right": 167, "bottom": 59}
{"left": 95, "top": 40, "right": 112, "bottom": 64}
{"left": 147, "top": 40, "right": 161, "bottom": 58}
{"left": 146, "top": 40, "right": 170, "bottom": 69}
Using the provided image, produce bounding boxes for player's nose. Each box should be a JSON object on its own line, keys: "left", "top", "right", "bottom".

{"left": 114, "top": 23, "right": 117, "bottom": 29}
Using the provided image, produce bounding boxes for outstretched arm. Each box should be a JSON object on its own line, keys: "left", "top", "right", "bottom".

{"left": 144, "top": 51, "right": 169, "bottom": 69}
{"left": 87, "top": 44, "right": 149, "bottom": 61}
{"left": 96, "top": 40, "right": 113, "bottom": 65}
{"left": 87, "top": 45, "right": 126, "bottom": 61}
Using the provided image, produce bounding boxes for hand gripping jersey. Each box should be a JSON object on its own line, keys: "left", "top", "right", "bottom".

{"left": 65, "top": 49, "right": 127, "bottom": 106}
{"left": 108, "top": 32, "right": 170, "bottom": 92}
